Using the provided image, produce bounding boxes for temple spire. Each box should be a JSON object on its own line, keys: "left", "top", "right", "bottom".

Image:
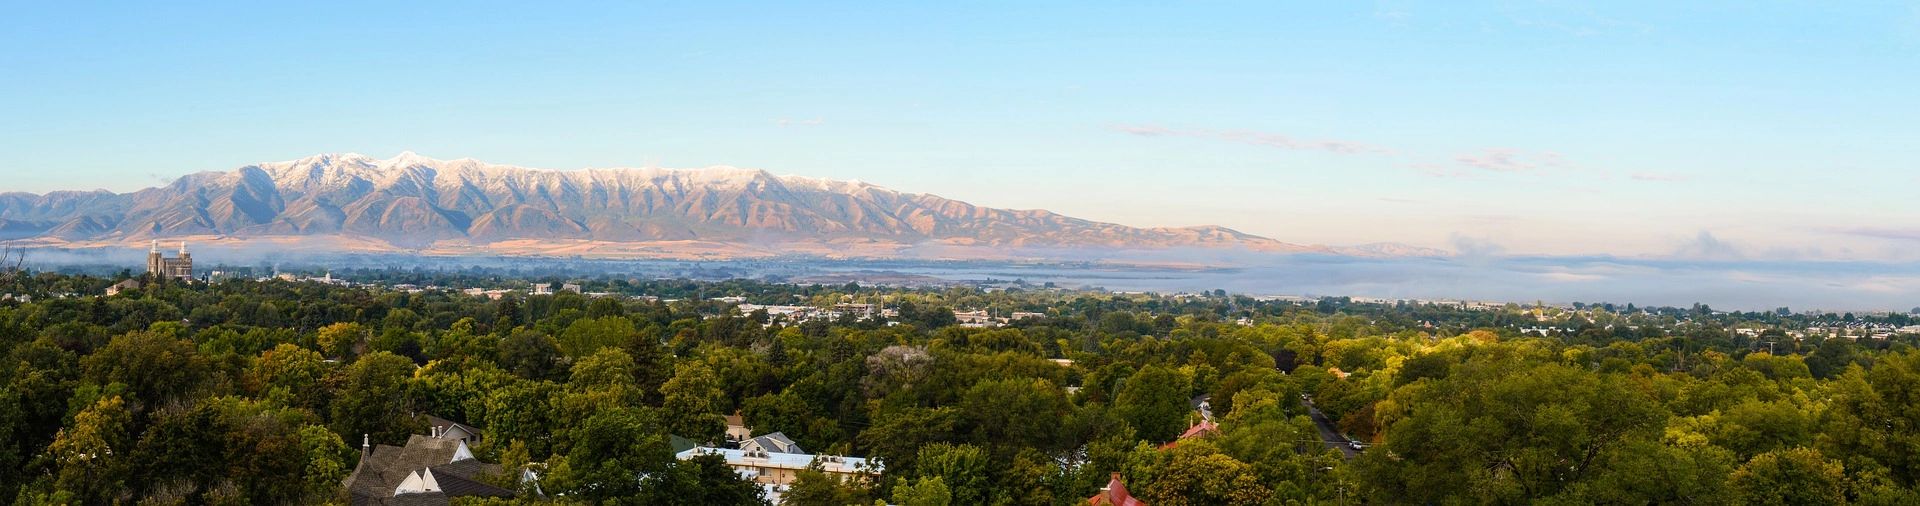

{"left": 150, "top": 240, "right": 158, "bottom": 253}
{"left": 179, "top": 241, "right": 187, "bottom": 255}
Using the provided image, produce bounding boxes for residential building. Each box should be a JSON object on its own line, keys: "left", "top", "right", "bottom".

{"left": 674, "top": 446, "right": 879, "bottom": 504}
{"left": 740, "top": 432, "right": 805, "bottom": 455}
{"left": 342, "top": 431, "right": 515, "bottom": 506}
{"left": 1087, "top": 473, "right": 1145, "bottom": 506}
{"left": 724, "top": 414, "right": 752, "bottom": 445}
{"left": 105, "top": 279, "right": 142, "bottom": 296}
{"left": 420, "top": 415, "right": 482, "bottom": 445}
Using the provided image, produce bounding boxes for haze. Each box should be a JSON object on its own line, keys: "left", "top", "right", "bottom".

{"left": 3, "top": 1, "right": 1917, "bottom": 261}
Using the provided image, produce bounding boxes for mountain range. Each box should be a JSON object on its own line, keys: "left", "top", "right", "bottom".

{"left": 0, "top": 153, "right": 1446, "bottom": 260}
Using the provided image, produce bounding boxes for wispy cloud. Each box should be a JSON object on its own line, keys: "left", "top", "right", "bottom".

{"left": 1629, "top": 172, "right": 1689, "bottom": 182}
{"left": 772, "top": 117, "right": 824, "bottom": 127}
{"left": 1111, "top": 124, "right": 1392, "bottom": 155}
{"left": 1826, "top": 227, "right": 1920, "bottom": 242}
{"left": 1452, "top": 148, "right": 1564, "bottom": 172}
{"left": 1672, "top": 230, "right": 1744, "bottom": 260}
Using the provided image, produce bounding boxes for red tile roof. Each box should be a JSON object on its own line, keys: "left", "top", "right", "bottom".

{"left": 1088, "top": 472, "right": 1145, "bottom": 506}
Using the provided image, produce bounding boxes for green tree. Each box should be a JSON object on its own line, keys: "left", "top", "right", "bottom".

{"left": 558, "top": 407, "right": 670, "bottom": 502}
{"left": 328, "top": 351, "right": 421, "bottom": 445}
{"left": 316, "top": 322, "right": 367, "bottom": 359}
{"left": 1136, "top": 447, "right": 1272, "bottom": 506}
{"left": 46, "top": 396, "right": 134, "bottom": 503}
{"left": 81, "top": 329, "right": 209, "bottom": 407}
{"left": 244, "top": 343, "right": 330, "bottom": 411}
{"left": 957, "top": 377, "right": 1071, "bottom": 452}
{"left": 1115, "top": 365, "right": 1193, "bottom": 443}
{"left": 638, "top": 452, "right": 769, "bottom": 505}
{"left": 1355, "top": 356, "right": 1666, "bottom": 504}
{"left": 1728, "top": 448, "right": 1845, "bottom": 506}
{"left": 915, "top": 443, "right": 989, "bottom": 506}
{"left": 661, "top": 361, "right": 726, "bottom": 442}
{"left": 785, "top": 466, "right": 870, "bottom": 506}
{"left": 891, "top": 476, "right": 952, "bottom": 506}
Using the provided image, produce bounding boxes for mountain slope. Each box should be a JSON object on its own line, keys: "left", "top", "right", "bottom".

{"left": 0, "top": 152, "right": 1341, "bottom": 257}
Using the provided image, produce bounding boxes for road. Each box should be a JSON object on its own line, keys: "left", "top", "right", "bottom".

{"left": 1303, "top": 398, "right": 1361, "bottom": 459}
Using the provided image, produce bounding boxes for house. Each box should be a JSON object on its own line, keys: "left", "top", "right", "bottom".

{"left": 420, "top": 415, "right": 482, "bottom": 445}
{"left": 724, "top": 414, "right": 753, "bottom": 445}
{"left": 740, "top": 432, "right": 805, "bottom": 455}
{"left": 532, "top": 283, "right": 553, "bottom": 295}
{"left": 105, "top": 279, "right": 142, "bottom": 296}
{"left": 954, "top": 310, "right": 1000, "bottom": 328}
{"left": 675, "top": 446, "right": 880, "bottom": 501}
{"left": 560, "top": 283, "right": 583, "bottom": 293}
{"left": 342, "top": 432, "right": 515, "bottom": 506}
{"left": 1161, "top": 398, "right": 1218, "bottom": 449}
{"left": 1087, "top": 472, "right": 1145, "bottom": 506}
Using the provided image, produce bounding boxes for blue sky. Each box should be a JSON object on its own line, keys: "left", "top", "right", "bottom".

{"left": 3, "top": 1, "right": 1917, "bottom": 259}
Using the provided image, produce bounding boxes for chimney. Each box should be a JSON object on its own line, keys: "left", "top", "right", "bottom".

{"left": 362, "top": 434, "right": 370, "bottom": 457}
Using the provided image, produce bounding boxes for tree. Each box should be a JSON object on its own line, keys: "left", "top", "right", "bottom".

{"left": 295, "top": 424, "right": 352, "bottom": 502}
{"left": 784, "top": 466, "right": 870, "bottom": 506}
{"left": 0, "top": 387, "right": 26, "bottom": 499}
{"left": 244, "top": 343, "right": 330, "bottom": 411}
{"left": 915, "top": 443, "right": 990, "bottom": 506}
{"left": 1115, "top": 365, "right": 1193, "bottom": 443}
{"left": 1136, "top": 447, "right": 1272, "bottom": 506}
{"left": 957, "top": 377, "right": 1071, "bottom": 452}
{"left": 892, "top": 476, "right": 952, "bottom": 506}
{"left": 1728, "top": 448, "right": 1845, "bottom": 506}
{"left": 638, "top": 452, "right": 769, "bottom": 505}
{"left": 557, "top": 316, "right": 640, "bottom": 358}
{"left": 1354, "top": 356, "right": 1666, "bottom": 503}
{"left": 558, "top": 407, "right": 670, "bottom": 502}
{"left": 328, "top": 351, "right": 421, "bottom": 445}
{"left": 47, "top": 396, "right": 134, "bottom": 503}
{"left": 486, "top": 379, "right": 562, "bottom": 458}
{"left": 660, "top": 361, "right": 726, "bottom": 442}
{"left": 499, "top": 329, "right": 562, "bottom": 381}
{"left": 81, "top": 329, "right": 209, "bottom": 407}
{"left": 316, "top": 322, "right": 367, "bottom": 359}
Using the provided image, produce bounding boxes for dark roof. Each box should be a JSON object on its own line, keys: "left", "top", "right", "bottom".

{"left": 430, "top": 464, "right": 515, "bottom": 498}
{"left": 343, "top": 435, "right": 512, "bottom": 506}
{"left": 745, "top": 432, "right": 804, "bottom": 454}
{"left": 421, "top": 414, "right": 482, "bottom": 440}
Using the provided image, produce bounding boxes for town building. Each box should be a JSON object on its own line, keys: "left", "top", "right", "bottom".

{"left": 421, "top": 415, "right": 482, "bottom": 445}
{"left": 105, "top": 279, "right": 142, "bottom": 296}
{"left": 740, "top": 432, "right": 805, "bottom": 455}
{"left": 342, "top": 426, "right": 515, "bottom": 506}
{"left": 1087, "top": 472, "right": 1146, "bottom": 506}
{"left": 674, "top": 446, "right": 879, "bottom": 504}
{"left": 724, "top": 413, "right": 753, "bottom": 445}
{"left": 146, "top": 240, "right": 193, "bottom": 281}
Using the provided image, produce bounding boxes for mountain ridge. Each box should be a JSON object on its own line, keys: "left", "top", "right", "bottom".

{"left": 0, "top": 153, "right": 1446, "bottom": 259}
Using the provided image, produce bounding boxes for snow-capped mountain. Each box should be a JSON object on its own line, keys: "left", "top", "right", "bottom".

{"left": 0, "top": 153, "right": 1341, "bottom": 257}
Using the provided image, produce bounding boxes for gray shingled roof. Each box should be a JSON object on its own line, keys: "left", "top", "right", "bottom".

{"left": 342, "top": 435, "right": 514, "bottom": 506}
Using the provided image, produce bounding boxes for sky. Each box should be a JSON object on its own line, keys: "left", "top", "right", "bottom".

{"left": 3, "top": 1, "right": 1918, "bottom": 260}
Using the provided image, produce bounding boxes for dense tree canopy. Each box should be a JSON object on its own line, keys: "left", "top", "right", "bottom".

{"left": 0, "top": 269, "right": 1915, "bottom": 504}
